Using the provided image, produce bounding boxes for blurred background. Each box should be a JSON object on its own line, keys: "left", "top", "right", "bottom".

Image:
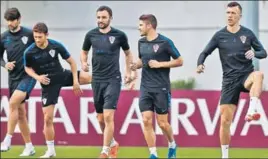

{"left": 1, "top": 1, "right": 268, "bottom": 158}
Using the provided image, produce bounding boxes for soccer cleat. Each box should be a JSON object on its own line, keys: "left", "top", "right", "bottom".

{"left": 245, "top": 113, "right": 261, "bottom": 122}
{"left": 19, "top": 146, "right": 36, "bottom": 156}
{"left": 167, "top": 146, "right": 177, "bottom": 158}
{"left": 99, "top": 153, "right": 109, "bottom": 159}
{"left": 149, "top": 154, "right": 158, "bottom": 159}
{"left": 0, "top": 142, "right": 11, "bottom": 152}
{"left": 109, "top": 142, "right": 119, "bottom": 158}
{"left": 39, "top": 150, "right": 56, "bottom": 158}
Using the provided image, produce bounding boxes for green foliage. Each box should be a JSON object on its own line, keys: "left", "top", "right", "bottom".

{"left": 171, "top": 77, "right": 196, "bottom": 90}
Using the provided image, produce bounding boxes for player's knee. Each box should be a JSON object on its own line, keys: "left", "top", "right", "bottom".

{"left": 142, "top": 117, "right": 153, "bottom": 127}
{"left": 103, "top": 113, "right": 114, "bottom": 123}
{"left": 9, "top": 100, "right": 19, "bottom": 110}
{"left": 157, "top": 120, "right": 169, "bottom": 130}
{"left": 18, "top": 109, "right": 26, "bottom": 121}
{"left": 254, "top": 71, "right": 264, "bottom": 80}
{"left": 220, "top": 116, "right": 232, "bottom": 127}
{"left": 80, "top": 72, "right": 92, "bottom": 84}
{"left": 44, "top": 115, "right": 53, "bottom": 126}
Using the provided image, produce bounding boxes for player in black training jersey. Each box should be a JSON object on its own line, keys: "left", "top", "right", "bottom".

{"left": 130, "top": 14, "right": 183, "bottom": 159}
{"left": 80, "top": 6, "right": 136, "bottom": 158}
{"left": 0, "top": 8, "right": 36, "bottom": 156}
{"left": 196, "top": 2, "right": 267, "bottom": 159}
{"left": 24, "top": 22, "right": 91, "bottom": 158}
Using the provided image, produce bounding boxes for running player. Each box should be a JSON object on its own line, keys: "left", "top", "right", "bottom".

{"left": 196, "top": 2, "right": 267, "bottom": 158}
{"left": 80, "top": 5, "right": 136, "bottom": 158}
{"left": 23, "top": 22, "right": 92, "bottom": 158}
{"left": 1, "top": 7, "right": 36, "bottom": 156}
{"left": 131, "top": 14, "right": 183, "bottom": 159}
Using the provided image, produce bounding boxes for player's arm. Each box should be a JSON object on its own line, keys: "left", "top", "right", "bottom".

{"left": 161, "top": 39, "right": 183, "bottom": 68}
{"left": 196, "top": 33, "right": 218, "bottom": 73}
{"left": 155, "top": 56, "right": 183, "bottom": 68}
{"left": 130, "top": 58, "right": 143, "bottom": 70}
{"left": 148, "top": 39, "right": 183, "bottom": 68}
{"left": 123, "top": 49, "right": 134, "bottom": 75}
{"left": 130, "top": 41, "right": 143, "bottom": 71}
{"left": 57, "top": 42, "right": 82, "bottom": 95}
{"left": 66, "top": 57, "right": 78, "bottom": 83}
{"left": 121, "top": 32, "right": 137, "bottom": 84}
{"left": 251, "top": 31, "right": 267, "bottom": 59}
{"left": 80, "top": 33, "right": 91, "bottom": 72}
{"left": 0, "top": 40, "right": 6, "bottom": 68}
{"left": 121, "top": 33, "right": 132, "bottom": 73}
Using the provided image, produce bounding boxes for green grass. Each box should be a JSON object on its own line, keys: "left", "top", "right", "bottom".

{"left": 1, "top": 146, "right": 268, "bottom": 158}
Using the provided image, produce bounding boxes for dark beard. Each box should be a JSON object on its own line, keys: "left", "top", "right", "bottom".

{"left": 9, "top": 25, "right": 19, "bottom": 32}
{"left": 98, "top": 23, "right": 109, "bottom": 29}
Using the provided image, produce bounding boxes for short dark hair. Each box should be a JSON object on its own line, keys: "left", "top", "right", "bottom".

{"left": 227, "top": 1, "right": 242, "bottom": 13}
{"left": 33, "top": 22, "right": 48, "bottom": 34}
{"left": 97, "top": 6, "right": 113, "bottom": 17}
{"left": 139, "top": 14, "right": 157, "bottom": 29}
{"left": 4, "top": 7, "right": 21, "bottom": 21}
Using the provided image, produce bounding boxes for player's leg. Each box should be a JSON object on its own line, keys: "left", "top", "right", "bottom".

{"left": 78, "top": 71, "right": 92, "bottom": 84}
{"left": 219, "top": 104, "right": 236, "bottom": 159}
{"left": 219, "top": 84, "right": 239, "bottom": 159}
{"left": 100, "top": 81, "right": 121, "bottom": 158}
{"left": 18, "top": 103, "right": 31, "bottom": 143}
{"left": 154, "top": 92, "right": 176, "bottom": 158}
{"left": 60, "top": 70, "right": 91, "bottom": 85}
{"left": 39, "top": 85, "right": 61, "bottom": 158}
{"left": 1, "top": 77, "right": 36, "bottom": 156}
{"left": 243, "top": 71, "right": 264, "bottom": 121}
{"left": 17, "top": 76, "right": 36, "bottom": 156}
{"left": 139, "top": 91, "right": 157, "bottom": 158}
{"left": 40, "top": 104, "right": 56, "bottom": 158}
{"left": 1, "top": 90, "right": 26, "bottom": 151}
{"left": 91, "top": 82, "right": 105, "bottom": 131}
{"left": 17, "top": 103, "right": 35, "bottom": 156}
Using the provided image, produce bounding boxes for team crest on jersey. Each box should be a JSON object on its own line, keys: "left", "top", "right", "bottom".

{"left": 240, "top": 35, "right": 247, "bottom": 44}
{"left": 21, "top": 36, "right": 28, "bottom": 44}
{"left": 109, "top": 36, "right": 115, "bottom": 44}
{"left": 49, "top": 49, "right": 55, "bottom": 57}
{"left": 153, "top": 44, "right": 159, "bottom": 53}
{"left": 42, "top": 98, "right": 47, "bottom": 105}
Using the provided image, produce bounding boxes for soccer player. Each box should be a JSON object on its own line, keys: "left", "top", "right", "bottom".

{"left": 0, "top": 8, "right": 36, "bottom": 156}
{"left": 23, "top": 22, "right": 92, "bottom": 158}
{"left": 196, "top": 2, "right": 267, "bottom": 158}
{"left": 130, "top": 14, "right": 183, "bottom": 159}
{"left": 80, "top": 6, "right": 136, "bottom": 158}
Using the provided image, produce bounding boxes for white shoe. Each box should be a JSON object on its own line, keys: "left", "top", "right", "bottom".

{"left": 0, "top": 142, "right": 11, "bottom": 152}
{"left": 40, "top": 150, "right": 56, "bottom": 158}
{"left": 19, "top": 146, "right": 36, "bottom": 156}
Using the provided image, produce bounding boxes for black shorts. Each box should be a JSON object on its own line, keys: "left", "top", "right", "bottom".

{"left": 91, "top": 81, "right": 121, "bottom": 113}
{"left": 41, "top": 69, "right": 80, "bottom": 107}
{"left": 139, "top": 90, "right": 171, "bottom": 114}
{"left": 9, "top": 75, "right": 36, "bottom": 102}
{"left": 220, "top": 73, "right": 251, "bottom": 105}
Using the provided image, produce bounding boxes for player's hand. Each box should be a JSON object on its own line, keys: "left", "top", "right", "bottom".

{"left": 130, "top": 62, "right": 138, "bottom": 71}
{"left": 73, "top": 81, "right": 83, "bottom": 96}
{"left": 245, "top": 50, "right": 255, "bottom": 60}
{"left": 81, "top": 62, "right": 89, "bottom": 72}
{"left": 196, "top": 64, "right": 205, "bottom": 74}
{"left": 148, "top": 60, "right": 162, "bottom": 68}
{"left": 38, "top": 74, "right": 50, "bottom": 85}
{"left": 126, "top": 78, "right": 136, "bottom": 90}
{"left": 5, "top": 61, "right": 16, "bottom": 71}
{"left": 125, "top": 71, "right": 137, "bottom": 90}
{"left": 124, "top": 72, "right": 132, "bottom": 85}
